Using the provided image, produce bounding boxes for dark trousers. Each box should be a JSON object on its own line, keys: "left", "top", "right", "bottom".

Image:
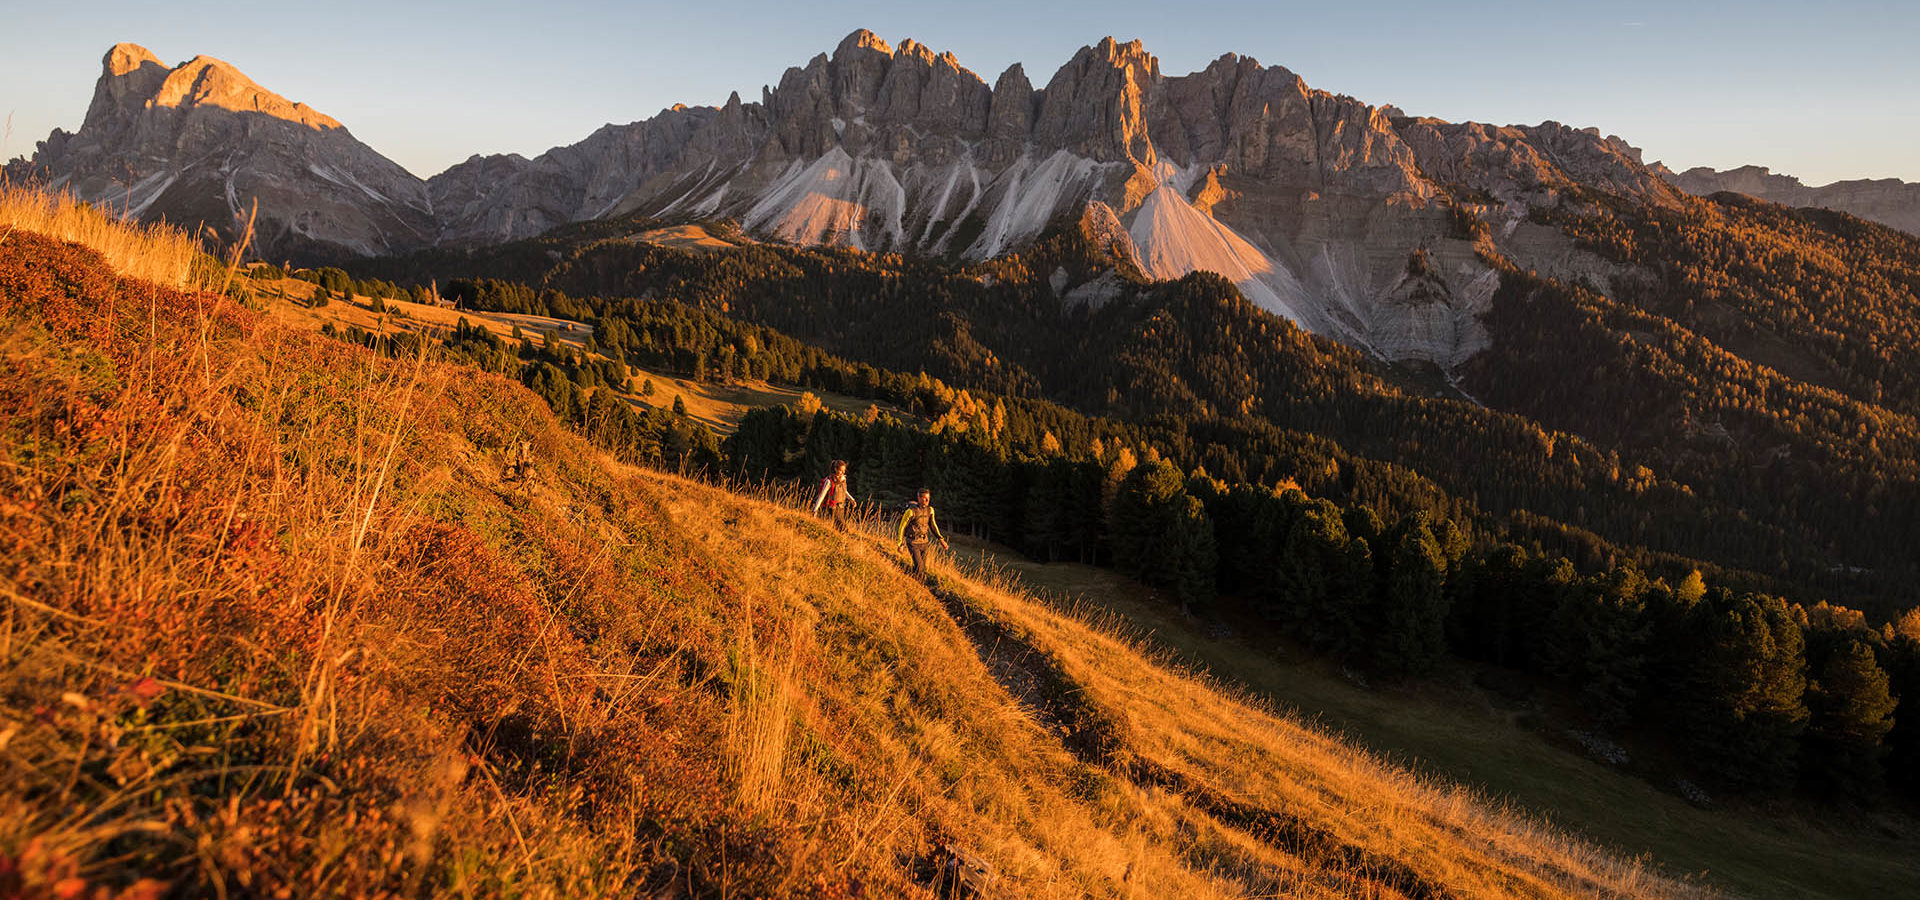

{"left": 825, "top": 503, "right": 845, "bottom": 531}
{"left": 908, "top": 541, "right": 930, "bottom": 575}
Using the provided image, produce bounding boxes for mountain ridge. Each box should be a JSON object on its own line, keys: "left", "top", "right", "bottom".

{"left": 1656, "top": 162, "right": 1920, "bottom": 235}
{"left": 419, "top": 29, "right": 1688, "bottom": 365}
{"left": 17, "top": 31, "right": 1699, "bottom": 367}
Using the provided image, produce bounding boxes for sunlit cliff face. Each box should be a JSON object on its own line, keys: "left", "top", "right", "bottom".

{"left": 95, "top": 42, "right": 342, "bottom": 131}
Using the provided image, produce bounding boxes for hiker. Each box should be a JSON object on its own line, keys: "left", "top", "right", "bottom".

{"left": 505, "top": 439, "right": 533, "bottom": 483}
{"left": 811, "top": 459, "right": 853, "bottom": 531}
{"left": 895, "top": 488, "right": 949, "bottom": 576}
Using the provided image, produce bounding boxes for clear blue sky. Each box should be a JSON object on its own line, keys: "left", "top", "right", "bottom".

{"left": 3, "top": 0, "right": 1915, "bottom": 185}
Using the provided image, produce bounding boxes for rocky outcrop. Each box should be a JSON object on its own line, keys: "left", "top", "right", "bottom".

{"left": 428, "top": 104, "right": 731, "bottom": 247}
{"left": 19, "top": 43, "right": 433, "bottom": 259}
{"left": 1033, "top": 38, "right": 1158, "bottom": 165}
{"left": 1396, "top": 119, "right": 1677, "bottom": 208}
{"left": 1659, "top": 164, "right": 1920, "bottom": 236}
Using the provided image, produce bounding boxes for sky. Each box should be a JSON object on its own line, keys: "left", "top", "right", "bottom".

{"left": 2, "top": 0, "right": 1915, "bottom": 185}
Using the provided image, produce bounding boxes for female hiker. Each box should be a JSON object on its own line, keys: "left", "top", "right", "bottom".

{"left": 811, "top": 459, "right": 853, "bottom": 531}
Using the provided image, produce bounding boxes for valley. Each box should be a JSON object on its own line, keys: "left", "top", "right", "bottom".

{"left": 5, "top": 18, "right": 1920, "bottom": 898}
{"left": 256, "top": 273, "right": 886, "bottom": 436}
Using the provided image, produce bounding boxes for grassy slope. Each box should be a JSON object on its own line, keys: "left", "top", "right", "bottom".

{"left": 0, "top": 230, "right": 1697, "bottom": 897}
{"left": 259, "top": 281, "right": 880, "bottom": 435}
{"left": 945, "top": 543, "right": 1920, "bottom": 899}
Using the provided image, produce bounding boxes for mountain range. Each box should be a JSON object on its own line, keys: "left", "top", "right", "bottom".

{"left": 21, "top": 43, "right": 435, "bottom": 257}
{"left": 25, "top": 32, "right": 1910, "bottom": 369}
{"left": 14, "top": 34, "right": 1920, "bottom": 367}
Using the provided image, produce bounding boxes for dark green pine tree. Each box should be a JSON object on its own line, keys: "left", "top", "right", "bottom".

{"left": 1199, "top": 482, "right": 1277, "bottom": 599}
{"left": 862, "top": 422, "right": 927, "bottom": 510}
{"left": 802, "top": 410, "right": 862, "bottom": 477}
{"left": 1020, "top": 460, "right": 1075, "bottom": 562}
{"left": 721, "top": 406, "right": 800, "bottom": 480}
{"left": 1540, "top": 568, "right": 1651, "bottom": 729}
{"left": 1110, "top": 460, "right": 1217, "bottom": 609}
{"left": 1272, "top": 492, "right": 1372, "bottom": 656}
{"left": 1374, "top": 515, "right": 1449, "bottom": 677}
{"left": 1159, "top": 494, "right": 1219, "bottom": 610}
{"left": 522, "top": 361, "right": 581, "bottom": 423}
{"left": 1446, "top": 543, "right": 1571, "bottom": 669}
{"left": 938, "top": 435, "right": 1011, "bottom": 539}
{"left": 1802, "top": 638, "right": 1897, "bottom": 800}
{"left": 1681, "top": 589, "right": 1810, "bottom": 794}
{"left": 1109, "top": 460, "right": 1184, "bottom": 581}
{"left": 1066, "top": 460, "right": 1107, "bottom": 565}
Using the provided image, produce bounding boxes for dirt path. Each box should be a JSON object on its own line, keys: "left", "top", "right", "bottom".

{"left": 918, "top": 572, "right": 1449, "bottom": 900}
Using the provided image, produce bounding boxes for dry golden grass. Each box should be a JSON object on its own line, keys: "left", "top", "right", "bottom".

{"left": 0, "top": 221, "right": 1709, "bottom": 898}
{"left": 648, "top": 479, "right": 1712, "bottom": 899}
{"left": 933, "top": 556, "right": 1708, "bottom": 899}
{"left": 629, "top": 224, "right": 740, "bottom": 252}
{"left": 0, "top": 182, "right": 203, "bottom": 290}
{"left": 646, "top": 477, "right": 1271, "bottom": 898}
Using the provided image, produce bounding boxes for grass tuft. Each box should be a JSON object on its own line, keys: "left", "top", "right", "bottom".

{"left": 0, "top": 183, "right": 204, "bottom": 290}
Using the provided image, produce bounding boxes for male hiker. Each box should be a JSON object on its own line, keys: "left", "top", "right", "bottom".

{"left": 811, "top": 459, "right": 853, "bottom": 531}
{"left": 504, "top": 439, "right": 534, "bottom": 486}
{"left": 895, "top": 488, "right": 949, "bottom": 576}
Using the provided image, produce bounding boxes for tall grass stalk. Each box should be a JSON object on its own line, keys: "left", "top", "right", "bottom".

{"left": 295, "top": 335, "right": 436, "bottom": 767}
{"left": 729, "top": 606, "right": 796, "bottom": 815}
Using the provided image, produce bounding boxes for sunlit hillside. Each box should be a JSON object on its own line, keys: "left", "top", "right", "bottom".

{"left": 0, "top": 211, "right": 1706, "bottom": 896}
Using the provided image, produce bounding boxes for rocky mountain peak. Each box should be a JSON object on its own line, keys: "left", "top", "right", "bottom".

{"left": 895, "top": 38, "right": 935, "bottom": 66}
{"left": 836, "top": 28, "right": 893, "bottom": 58}
{"left": 149, "top": 54, "right": 343, "bottom": 131}
{"left": 26, "top": 43, "right": 430, "bottom": 259}
{"left": 105, "top": 42, "right": 163, "bottom": 77}
{"left": 1034, "top": 38, "right": 1162, "bottom": 165}
{"left": 86, "top": 42, "right": 171, "bottom": 127}
{"left": 988, "top": 63, "right": 1036, "bottom": 143}
{"left": 1094, "top": 36, "right": 1160, "bottom": 78}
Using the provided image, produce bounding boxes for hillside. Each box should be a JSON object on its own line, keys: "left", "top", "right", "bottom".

{"left": 946, "top": 539, "right": 1920, "bottom": 899}
{"left": 0, "top": 217, "right": 1710, "bottom": 896}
